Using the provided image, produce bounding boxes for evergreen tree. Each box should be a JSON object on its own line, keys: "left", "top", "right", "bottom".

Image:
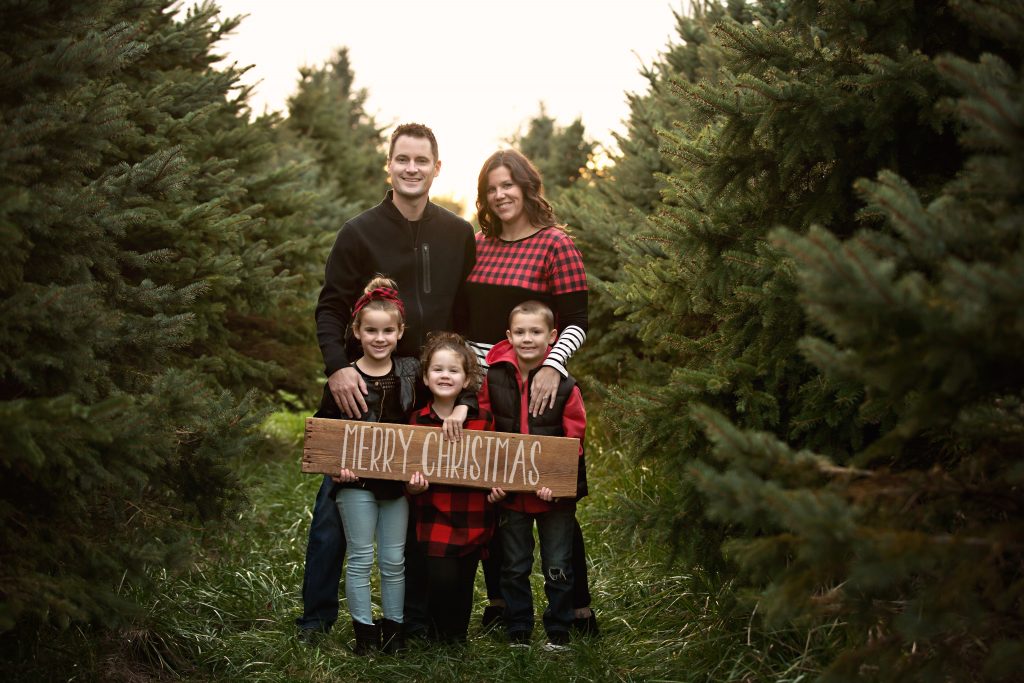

{"left": 277, "top": 46, "right": 387, "bottom": 404}
{"left": 511, "top": 104, "right": 594, "bottom": 200}
{"left": 558, "top": 0, "right": 752, "bottom": 384}
{"left": 283, "top": 47, "right": 386, "bottom": 214}
{"left": 604, "top": 0, "right": 1022, "bottom": 677}
{"left": 112, "top": 2, "right": 347, "bottom": 403}
{"left": 0, "top": 0, "right": 234, "bottom": 632}
{"left": 697, "top": 7, "right": 1024, "bottom": 680}
{"left": 0, "top": 0, "right": 337, "bottom": 635}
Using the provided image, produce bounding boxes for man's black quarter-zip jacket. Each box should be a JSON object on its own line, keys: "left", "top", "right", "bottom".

{"left": 315, "top": 190, "right": 476, "bottom": 377}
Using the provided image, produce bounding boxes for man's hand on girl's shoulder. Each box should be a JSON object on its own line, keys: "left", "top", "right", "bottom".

{"left": 328, "top": 366, "right": 368, "bottom": 418}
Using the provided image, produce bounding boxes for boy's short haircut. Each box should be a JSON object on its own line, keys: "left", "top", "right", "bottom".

{"left": 507, "top": 300, "right": 555, "bottom": 331}
{"left": 389, "top": 122, "right": 438, "bottom": 161}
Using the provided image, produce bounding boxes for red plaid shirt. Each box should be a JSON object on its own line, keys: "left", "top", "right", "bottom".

{"left": 465, "top": 227, "right": 588, "bottom": 344}
{"left": 468, "top": 226, "right": 587, "bottom": 293}
{"left": 409, "top": 404, "right": 498, "bottom": 558}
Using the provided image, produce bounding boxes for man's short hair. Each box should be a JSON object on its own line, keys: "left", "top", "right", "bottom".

{"left": 389, "top": 123, "right": 438, "bottom": 161}
{"left": 508, "top": 300, "right": 555, "bottom": 331}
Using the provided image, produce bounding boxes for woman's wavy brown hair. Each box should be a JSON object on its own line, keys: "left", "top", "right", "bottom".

{"left": 475, "top": 149, "right": 561, "bottom": 238}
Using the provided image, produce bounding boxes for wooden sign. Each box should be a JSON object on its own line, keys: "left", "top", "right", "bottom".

{"left": 302, "top": 417, "right": 581, "bottom": 498}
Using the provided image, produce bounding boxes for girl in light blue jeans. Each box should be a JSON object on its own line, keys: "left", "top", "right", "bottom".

{"left": 330, "top": 277, "right": 419, "bottom": 654}
{"left": 335, "top": 488, "right": 407, "bottom": 652}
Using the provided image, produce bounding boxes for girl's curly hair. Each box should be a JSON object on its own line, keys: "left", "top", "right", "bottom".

{"left": 419, "top": 331, "right": 482, "bottom": 392}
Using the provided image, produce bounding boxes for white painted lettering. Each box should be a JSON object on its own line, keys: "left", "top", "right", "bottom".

{"left": 528, "top": 442, "right": 541, "bottom": 485}
{"left": 496, "top": 437, "right": 510, "bottom": 482}
{"left": 356, "top": 425, "right": 370, "bottom": 469}
{"left": 482, "top": 436, "right": 495, "bottom": 483}
{"left": 450, "top": 438, "right": 465, "bottom": 479}
{"left": 436, "top": 436, "right": 452, "bottom": 477}
{"left": 509, "top": 441, "right": 526, "bottom": 484}
{"left": 369, "top": 426, "right": 383, "bottom": 471}
{"left": 421, "top": 431, "right": 437, "bottom": 476}
{"left": 468, "top": 436, "right": 481, "bottom": 480}
{"left": 381, "top": 427, "right": 395, "bottom": 472}
{"left": 342, "top": 424, "right": 360, "bottom": 469}
{"left": 398, "top": 428, "right": 414, "bottom": 473}
{"left": 461, "top": 438, "right": 471, "bottom": 479}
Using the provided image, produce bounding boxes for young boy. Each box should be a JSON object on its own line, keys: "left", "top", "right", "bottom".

{"left": 480, "top": 301, "right": 588, "bottom": 650}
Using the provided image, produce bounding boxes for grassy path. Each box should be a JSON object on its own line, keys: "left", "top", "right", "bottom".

{"left": 17, "top": 415, "right": 833, "bottom": 681}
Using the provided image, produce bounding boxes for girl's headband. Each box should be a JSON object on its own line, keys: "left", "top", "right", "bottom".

{"left": 353, "top": 287, "right": 405, "bottom": 318}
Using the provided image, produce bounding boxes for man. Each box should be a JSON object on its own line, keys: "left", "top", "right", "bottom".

{"left": 296, "top": 123, "right": 475, "bottom": 642}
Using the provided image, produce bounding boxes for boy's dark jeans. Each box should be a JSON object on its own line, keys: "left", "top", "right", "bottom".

{"left": 484, "top": 518, "right": 591, "bottom": 607}
{"left": 500, "top": 507, "right": 575, "bottom": 637}
{"left": 295, "top": 475, "right": 346, "bottom": 632}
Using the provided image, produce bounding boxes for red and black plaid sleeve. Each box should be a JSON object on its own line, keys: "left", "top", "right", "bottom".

{"left": 545, "top": 230, "right": 588, "bottom": 294}
{"left": 409, "top": 406, "right": 497, "bottom": 558}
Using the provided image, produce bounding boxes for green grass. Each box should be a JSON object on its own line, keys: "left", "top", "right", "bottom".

{"left": 4, "top": 410, "right": 839, "bottom": 681}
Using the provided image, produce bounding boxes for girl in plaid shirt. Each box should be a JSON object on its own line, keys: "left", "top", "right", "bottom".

{"left": 405, "top": 332, "right": 506, "bottom": 642}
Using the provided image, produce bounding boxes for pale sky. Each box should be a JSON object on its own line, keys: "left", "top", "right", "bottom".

{"left": 198, "top": 0, "right": 685, "bottom": 214}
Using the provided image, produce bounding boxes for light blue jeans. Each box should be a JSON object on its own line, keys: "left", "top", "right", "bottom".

{"left": 336, "top": 488, "right": 408, "bottom": 625}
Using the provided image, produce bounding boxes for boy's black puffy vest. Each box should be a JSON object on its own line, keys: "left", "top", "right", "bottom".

{"left": 486, "top": 363, "right": 588, "bottom": 499}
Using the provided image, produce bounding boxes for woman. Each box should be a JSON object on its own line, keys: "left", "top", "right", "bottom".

{"left": 465, "top": 149, "right": 597, "bottom": 636}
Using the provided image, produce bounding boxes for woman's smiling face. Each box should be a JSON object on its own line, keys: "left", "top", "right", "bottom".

{"left": 486, "top": 165, "right": 525, "bottom": 227}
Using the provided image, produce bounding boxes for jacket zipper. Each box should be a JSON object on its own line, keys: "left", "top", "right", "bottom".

{"left": 409, "top": 219, "right": 425, "bottom": 344}
{"left": 422, "top": 243, "right": 432, "bottom": 294}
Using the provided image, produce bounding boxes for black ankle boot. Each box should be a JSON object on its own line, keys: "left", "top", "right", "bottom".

{"left": 352, "top": 620, "right": 380, "bottom": 655}
{"left": 380, "top": 618, "right": 406, "bottom": 654}
{"left": 481, "top": 604, "right": 504, "bottom": 630}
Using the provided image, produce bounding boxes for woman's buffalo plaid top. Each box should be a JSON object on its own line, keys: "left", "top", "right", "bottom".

{"left": 409, "top": 404, "right": 497, "bottom": 558}
{"left": 465, "top": 227, "right": 588, "bottom": 371}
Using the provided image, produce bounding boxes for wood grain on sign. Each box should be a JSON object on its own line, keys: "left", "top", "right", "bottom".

{"left": 302, "top": 417, "right": 581, "bottom": 498}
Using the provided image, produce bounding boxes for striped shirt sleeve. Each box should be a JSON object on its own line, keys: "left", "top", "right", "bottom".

{"left": 543, "top": 323, "right": 586, "bottom": 377}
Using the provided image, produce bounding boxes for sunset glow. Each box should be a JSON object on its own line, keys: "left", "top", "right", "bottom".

{"left": 196, "top": 0, "right": 685, "bottom": 216}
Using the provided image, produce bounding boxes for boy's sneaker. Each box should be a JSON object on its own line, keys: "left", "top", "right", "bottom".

{"left": 571, "top": 610, "right": 600, "bottom": 638}
{"left": 508, "top": 630, "right": 531, "bottom": 649}
{"left": 481, "top": 605, "right": 504, "bottom": 630}
{"left": 542, "top": 631, "right": 570, "bottom": 652}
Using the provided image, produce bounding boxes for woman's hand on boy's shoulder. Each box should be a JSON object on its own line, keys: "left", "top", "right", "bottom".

{"left": 529, "top": 366, "right": 560, "bottom": 417}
